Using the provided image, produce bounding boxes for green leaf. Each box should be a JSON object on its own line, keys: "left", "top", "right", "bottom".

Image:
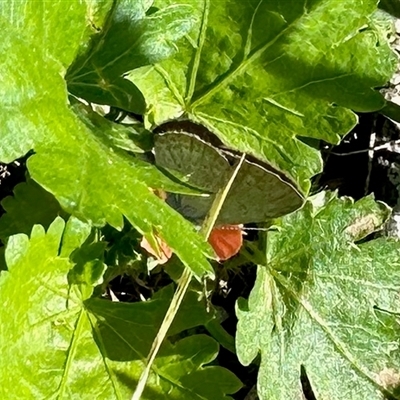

{"left": 68, "top": 235, "right": 108, "bottom": 300}
{"left": 66, "top": 0, "right": 198, "bottom": 113}
{"left": 71, "top": 99, "right": 154, "bottom": 154}
{"left": 100, "top": 223, "right": 147, "bottom": 286}
{"left": 87, "top": 288, "right": 242, "bottom": 399}
{"left": 130, "top": 0, "right": 397, "bottom": 192}
{"left": 0, "top": 220, "right": 240, "bottom": 398}
{"left": 236, "top": 193, "right": 400, "bottom": 400}
{"left": 0, "top": 3, "right": 213, "bottom": 277}
{"left": 381, "top": 100, "right": 400, "bottom": 125}
{"left": 0, "top": 177, "right": 68, "bottom": 241}
{"left": 0, "top": 0, "right": 112, "bottom": 69}
{"left": 69, "top": 259, "right": 107, "bottom": 300}
{"left": 0, "top": 217, "right": 89, "bottom": 398}
{"left": 0, "top": 247, "right": 5, "bottom": 271}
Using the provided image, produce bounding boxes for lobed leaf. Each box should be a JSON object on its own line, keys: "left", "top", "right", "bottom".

{"left": 66, "top": 0, "right": 198, "bottom": 113}
{"left": 0, "top": 218, "right": 240, "bottom": 398}
{"left": 130, "top": 0, "right": 397, "bottom": 192}
{"left": 0, "top": 1, "right": 213, "bottom": 277}
{"left": 0, "top": 177, "right": 68, "bottom": 241}
{"left": 236, "top": 193, "right": 400, "bottom": 399}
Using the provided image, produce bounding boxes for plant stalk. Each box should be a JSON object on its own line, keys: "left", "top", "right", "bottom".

{"left": 132, "top": 154, "right": 246, "bottom": 400}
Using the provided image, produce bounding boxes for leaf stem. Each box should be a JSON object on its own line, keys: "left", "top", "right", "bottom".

{"left": 199, "top": 154, "right": 246, "bottom": 238}
{"left": 132, "top": 154, "right": 246, "bottom": 400}
{"left": 57, "top": 309, "right": 86, "bottom": 397}
{"left": 185, "top": 0, "right": 210, "bottom": 104}
{"left": 131, "top": 267, "right": 192, "bottom": 400}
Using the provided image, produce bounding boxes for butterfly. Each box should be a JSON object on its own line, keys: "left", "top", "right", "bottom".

{"left": 154, "top": 128, "right": 303, "bottom": 224}
{"left": 142, "top": 121, "right": 304, "bottom": 261}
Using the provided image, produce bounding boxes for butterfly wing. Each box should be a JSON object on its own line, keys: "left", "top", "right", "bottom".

{"left": 217, "top": 153, "right": 304, "bottom": 224}
{"left": 154, "top": 131, "right": 231, "bottom": 221}
{"left": 154, "top": 131, "right": 304, "bottom": 225}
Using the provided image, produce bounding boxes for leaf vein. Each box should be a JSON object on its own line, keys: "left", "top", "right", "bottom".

{"left": 315, "top": 273, "right": 400, "bottom": 291}
{"left": 185, "top": 0, "right": 210, "bottom": 103}
{"left": 154, "top": 64, "right": 185, "bottom": 106}
{"left": 56, "top": 308, "right": 86, "bottom": 398}
{"left": 191, "top": 12, "right": 296, "bottom": 107}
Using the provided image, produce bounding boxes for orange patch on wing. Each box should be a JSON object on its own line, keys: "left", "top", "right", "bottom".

{"left": 208, "top": 225, "right": 243, "bottom": 261}
{"left": 140, "top": 235, "right": 172, "bottom": 265}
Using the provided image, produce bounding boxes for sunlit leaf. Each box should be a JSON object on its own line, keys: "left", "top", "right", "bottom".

{"left": 236, "top": 193, "right": 400, "bottom": 400}
{"left": 0, "top": 1, "right": 213, "bottom": 277}
{"left": 130, "top": 0, "right": 396, "bottom": 192}
{"left": 0, "top": 219, "right": 240, "bottom": 398}
{"left": 66, "top": 0, "right": 198, "bottom": 113}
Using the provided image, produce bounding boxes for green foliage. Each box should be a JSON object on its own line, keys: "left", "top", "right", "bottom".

{"left": 0, "top": 218, "right": 240, "bottom": 399}
{"left": 0, "top": 0, "right": 399, "bottom": 399}
{"left": 70, "top": 99, "right": 154, "bottom": 154}
{"left": 236, "top": 194, "right": 399, "bottom": 399}
{"left": 130, "top": 0, "right": 397, "bottom": 191}
{"left": 66, "top": 0, "right": 198, "bottom": 113}
{"left": 0, "top": 177, "right": 68, "bottom": 240}
{"left": 0, "top": 0, "right": 214, "bottom": 278}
